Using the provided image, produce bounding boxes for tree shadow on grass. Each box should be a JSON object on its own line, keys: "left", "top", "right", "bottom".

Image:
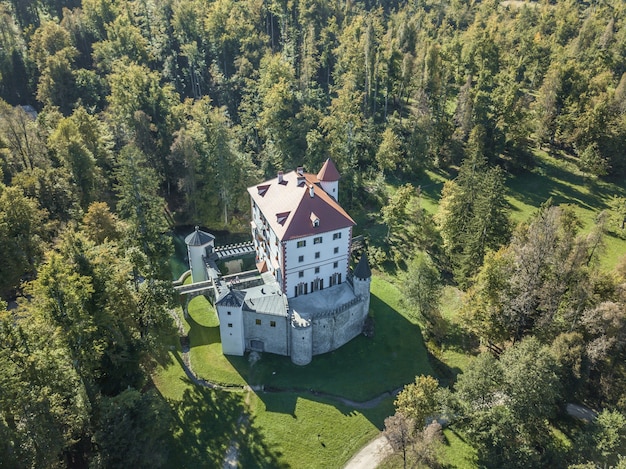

{"left": 160, "top": 382, "right": 288, "bottom": 468}
{"left": 443, "top": 320, "right": 480, "bottom": 356}
{"left": 185, "top": 311, "right": 221, "bottom": 349}
{"left": 507, "top": 156, "right": 625, "bottom": 214}
{"left": 223, "top": 292, "right": 435, "bottom": 425}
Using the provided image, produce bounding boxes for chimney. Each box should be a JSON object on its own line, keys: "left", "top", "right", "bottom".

{"left": 278, "top": 171, "right": 284, "bottom": 183}
{"left": 297, "top": 166, "right": 304, "bottom": 176}
{"left": 309, "top": 185, "right": 314, "bottom": 198}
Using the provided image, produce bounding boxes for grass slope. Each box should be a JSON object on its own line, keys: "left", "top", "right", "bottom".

{"left": 153, "top": 275, "right": 432, "bottom": 467}
{"left": 181, "top": 277, "right": 433, "bottom": 401}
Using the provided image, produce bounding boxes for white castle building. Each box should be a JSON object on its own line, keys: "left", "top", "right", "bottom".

{"left": 184, "top": 159, "right": 371, "bottom": 365}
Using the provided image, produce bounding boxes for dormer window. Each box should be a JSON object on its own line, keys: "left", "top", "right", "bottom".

{"left": 276, "top": 211, "right": 290, "bottom": 225}
{"left": 310, "top": 212, "right": 319, "bottom": 227}
{"left": 257, "top": 184, "right": 270, "bottom": 196}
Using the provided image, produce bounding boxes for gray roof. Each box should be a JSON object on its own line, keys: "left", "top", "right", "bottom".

{"left": 185, "top": 226, "right": 215, "bottom": 246}
{"left": 353, "top": 252, "right": 371, "bottom": 279}
{"left": 216, "top": 288, "right": 246, "bottom": 307}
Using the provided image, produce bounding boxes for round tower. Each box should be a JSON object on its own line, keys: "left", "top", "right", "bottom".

{"left": 290, "top": 310, "right": 313, "bottom": 366}
{"left": 352, "top": 252, "right": 372, "bottom": 321}
{"left": 185, "top": 226, "right": 215, "bottom": 283}
{"left": 317, "top": 158, "right": 341, "bottom": 201}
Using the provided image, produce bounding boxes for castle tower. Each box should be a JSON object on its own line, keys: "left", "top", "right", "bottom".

{"left": 216, "top": 287, "right": 247, "bottom": 356}
{"left": 352, "top": 252, "right": 372, "bottom": 321}
{"left": 317, "top": 158, "right": 341, "bottom": 201}
{"left": 185, "top": 226, "right": 215, "bottom": 283}
{"left": 290, "top": 310, "right": 313, "bottom": 365}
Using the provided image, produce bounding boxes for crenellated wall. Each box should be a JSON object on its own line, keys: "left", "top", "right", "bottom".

{"left": 310, "top": 295, "right": 368, "bottom": 356}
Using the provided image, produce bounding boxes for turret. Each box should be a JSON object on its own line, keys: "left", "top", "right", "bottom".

{"left": 317, "top": 158, "right": 341, "bottom": 201}
{"left": 215, "top": 287, "right": 247, "bottom": 356}
{"left": 290, "top": 310, "right": 312, "bottom": 365}
{"left": 185, "top": 226, "right": 215, "bottom": 282}
{"left": 352, "top": 252, "right": 372, "bottom": 321}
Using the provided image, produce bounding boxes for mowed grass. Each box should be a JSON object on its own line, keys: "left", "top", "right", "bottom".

{"left": 250, "top": 392, "right": 394, "bottom": 469}
{"left": 184, "top": 295, "right": 248, "bottom": 387}
{"left": 179, "top": 276, "right": 433, "bottom": 401}
{"left": 153, "top": 276, "right": 414, "bottom": 468}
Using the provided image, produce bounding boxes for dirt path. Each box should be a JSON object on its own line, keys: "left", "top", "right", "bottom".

{"left": 343, "top": 435, "right": 392, "bottom": 469}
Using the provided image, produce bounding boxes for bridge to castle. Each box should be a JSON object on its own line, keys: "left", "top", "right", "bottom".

{"left": 174, "top": 237, "right": 366, "bottom": 310}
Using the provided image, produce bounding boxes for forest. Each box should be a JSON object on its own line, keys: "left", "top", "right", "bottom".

{"left": 0, "top": 0, "right": 625, "bottom": 467}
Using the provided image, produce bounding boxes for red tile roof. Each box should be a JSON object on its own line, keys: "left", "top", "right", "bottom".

{"left": 317, "top": 158, "right": 341, "bottom": 181}
{"left": 248, "top": 169, "right": 355, "bottom": 241}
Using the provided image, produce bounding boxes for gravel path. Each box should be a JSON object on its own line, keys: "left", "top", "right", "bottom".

{"left": 343, "top": 435, "right": 393, "bottom": 469}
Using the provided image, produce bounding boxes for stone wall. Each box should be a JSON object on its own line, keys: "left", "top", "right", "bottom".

{"left": 243, "top": 312, "right": 289, "bottom": 356}
{"left": 311, "top": 297, "right": 368, "bottom": 356}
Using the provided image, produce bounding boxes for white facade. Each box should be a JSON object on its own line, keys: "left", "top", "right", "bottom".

{"left": 318, "top": 179, "right": 339, "bottom": 201}
{"left": 216, "top": 292, "right": 246, "bottom": 356}
{"left": 250, "top": 201, "right": 283, "bottom": 285}
{"left": 180, "top": 159, "right": 372, "bottom": 365}
{"left": 283, "top": 226, "right": 352, "bottom": 298}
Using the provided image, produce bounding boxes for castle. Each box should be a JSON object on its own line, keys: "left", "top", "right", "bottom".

{"left": 184, "top": 159, "right": 371, "bottom": 365}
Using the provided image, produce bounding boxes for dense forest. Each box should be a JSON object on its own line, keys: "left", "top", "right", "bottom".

{"left": 1, "top": 0, "right": 626, "bottom": 466}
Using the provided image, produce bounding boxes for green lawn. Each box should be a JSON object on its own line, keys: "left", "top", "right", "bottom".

{"left": 251, "top": 392, "right": 393, "bottom": 469}
{"left": 154, "top": 274, "right": 434, "bottom": 468}
{"left": 180, "top": 276, "right": 434, "bottom": 401}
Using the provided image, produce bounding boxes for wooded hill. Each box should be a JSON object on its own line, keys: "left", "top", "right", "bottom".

{"left": 1, "top": 0, "right": 626, "bottom": 467}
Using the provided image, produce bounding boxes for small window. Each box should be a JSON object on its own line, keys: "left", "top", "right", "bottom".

{"left": 227, "top": 323, "right": 233, "bottom": 328}
{"left": 299, "top": 271, "right": 304, "bottom": 278}
{"left": 297, "top": 240, "right": 306, "bottom": 248}
{"left": 270, "top": 321, "right": 276, "bottom": 327}
{"left": 313, "top": 218, "right": 320, "bottom": 227}
{"left": 315, "top": 252, "right": 320, "bottom": 259}
{"left": 334, "top": 247, "right": 339, "bottom": 254}
{"left": 333, "top": 232, "right": 342, "bottom": 240}
{"left": 256, "top": 319, "right": 261, "bottom": 325}
{"left": 333, "top": 261, "right": 338, "bottom": 268}
{"left": 227, "top": 311, "right": 231, "bottom": 315}
{"left": 314, "top": 236, "right": 322, "bottom": 244}
{"left": 315, "top": 267, "right": 320, "bottom": 274}
{"left": 298, "top": 255, "right": 304, "bottom": 262}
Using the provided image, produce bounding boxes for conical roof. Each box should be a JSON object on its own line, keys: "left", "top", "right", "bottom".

{"left": 185, "top": 226, "right": 215, "bottom": 246}
{"left": 354, "top": 251, "right": 371, "bottom": 279}
{"left": 317, "top": 158, "right": 341, "bottom": 181}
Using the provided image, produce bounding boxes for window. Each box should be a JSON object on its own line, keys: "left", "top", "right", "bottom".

{"left": 255, "top": 319, "right": 261, "bottom": 325}
{"left": 299, "top": 271, "right": 304, "bottom": 278}
{"left": 227, "top": 311, "right": 231, "bottom": 315}
{"left": 315, "top": 252, "right": 320, "bottom": 259}
{"left": 227, "top": 323, "right": 233, "bottom": 328}
{"left": 333, "top": 232, "right": 342, "bottom": 240}
{"left": 334, "top": 247, "right": 339, "bottom": 254}
{"left": 314, "top": 236, "right": 322, "bottom": 244}
{"left": 298, "top": 255, "right": 304, "bottom": 262}
{"left": 333, "top": 261, "right": 338, "bottom": 268}
{"left": 270, "top": 321, "right": 276, "bottom": 327}
{"left": 315, "top": 267, "right": 320, "bottom": 274}
{"left": 297, "top": 240, "right": 306, "bottom": 248}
